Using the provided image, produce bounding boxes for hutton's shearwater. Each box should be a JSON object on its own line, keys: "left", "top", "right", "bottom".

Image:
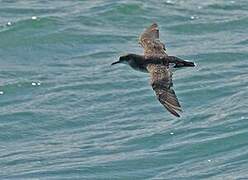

{"left": 112, "top": 23, "right": 195, "bottom": 117}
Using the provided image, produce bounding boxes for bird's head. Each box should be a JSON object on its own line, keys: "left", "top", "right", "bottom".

{"left": 111, "top": 54, "right": 133, "bottom": 65}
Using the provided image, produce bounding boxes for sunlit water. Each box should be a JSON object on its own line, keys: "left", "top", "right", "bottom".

{"left": 0, "top": 0, "right": 248, "bottom": 179}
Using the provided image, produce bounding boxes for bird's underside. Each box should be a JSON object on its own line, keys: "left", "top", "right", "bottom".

{"left": 139, "top": 23, "right": 182, "bottom": 117}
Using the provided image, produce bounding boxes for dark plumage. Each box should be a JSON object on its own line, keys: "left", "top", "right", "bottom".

{"left": 111, "top": 23, "right": 195, "bottom": 117}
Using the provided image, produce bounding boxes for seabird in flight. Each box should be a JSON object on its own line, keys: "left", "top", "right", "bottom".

{"left": 111, "top": 23, "right": 195, "bottom": 117}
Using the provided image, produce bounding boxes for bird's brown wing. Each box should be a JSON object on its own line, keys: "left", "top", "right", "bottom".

{"left": 139, "top": 23, "right": 167, "bottom": 58}
{"left": 147, "top": 64, "right": 182, "bottom": 117}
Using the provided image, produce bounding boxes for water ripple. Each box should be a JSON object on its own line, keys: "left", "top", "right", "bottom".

{"left": 0, "top": 0, "right": 248, "bottom": 179}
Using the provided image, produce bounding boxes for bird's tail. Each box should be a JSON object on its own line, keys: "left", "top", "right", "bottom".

{"left": 168, "top": 56, "right": 195, "bottom": 68}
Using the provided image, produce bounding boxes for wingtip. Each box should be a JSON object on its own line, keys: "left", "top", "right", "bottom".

{"left": 169, "top": 110, "right": 181, "bottom": 118}
{"left": 162, "top": 102, "right": 182, "bottom": 118}
{"left": 175, "top": 114, "right": 180, "bottom": 118}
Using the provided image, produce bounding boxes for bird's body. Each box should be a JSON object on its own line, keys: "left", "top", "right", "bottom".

{"left": 112, "top": 23, "right": 195, "bottom": 117}
{"left": 120, "top": 54, "right": 163, "bottom": 73}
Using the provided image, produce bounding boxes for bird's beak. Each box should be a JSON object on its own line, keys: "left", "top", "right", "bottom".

{"left": 111, "top": 61, "right": 120, "bottom": 65}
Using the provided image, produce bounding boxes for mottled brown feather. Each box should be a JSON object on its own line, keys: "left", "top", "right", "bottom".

{"left": 139, "top": 23, "right": 167, "bottom": 59}
{"left": 147, "top": 64, "right": 182, "bottom": 117}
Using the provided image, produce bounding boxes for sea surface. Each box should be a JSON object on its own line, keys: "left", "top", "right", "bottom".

{"left": 0, "top": 0, "right": 248, "bottom": 179}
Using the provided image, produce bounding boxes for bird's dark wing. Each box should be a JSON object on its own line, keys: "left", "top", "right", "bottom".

{"left": 139, "top": 23, "right": 167, "bottom": 58}
{"left": 147, "top": 64, "right": 182, "bottom": 117}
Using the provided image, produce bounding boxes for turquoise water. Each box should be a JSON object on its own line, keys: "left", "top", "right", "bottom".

{"left": 0, "top": 0, "right": 248, "bottom": 179}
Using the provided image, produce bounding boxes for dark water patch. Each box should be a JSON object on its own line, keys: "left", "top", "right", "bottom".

{"left": 168, "top": 17, "right": 248, "bottom": 34}
{"left": 93, "top": 2, "right": 145, "bottom": 16}
{"left": 207, "top": 2, "right": 248, "bottom": 11}
{"left": 195, "top": 52, "right": 248, "bottom": 63}
{"left": 0, "top": 16, "right": 63, "bottom": 48}
{"left": 236, "top": 39, "right": 248, "bottom": 45}
{"left": 0, "top": 7, "right": 60, "bottom": 15}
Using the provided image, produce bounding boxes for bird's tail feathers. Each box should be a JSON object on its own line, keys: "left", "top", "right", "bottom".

{"left": 168, "top": 56, "right": 195, "bottom": 68}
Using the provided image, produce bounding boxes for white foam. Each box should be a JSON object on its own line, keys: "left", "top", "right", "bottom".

{"left": 166, "top": 0, "right": 174, "bottom": 4}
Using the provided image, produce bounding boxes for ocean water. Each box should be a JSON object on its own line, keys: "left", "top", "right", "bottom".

{"left": 0, "top": 0, "right": 248, "bottom": 179}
